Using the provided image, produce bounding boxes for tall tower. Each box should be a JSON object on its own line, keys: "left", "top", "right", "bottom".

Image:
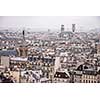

{"left": 22, "top": 30, "right": 25, "bottom": 42}
{"left": 17, "top": 30, "right": 28, "bottom": 57}
{"left": 48, "top": 29, "right": 50, "bottom": 33}
{"left": 72, "top": 24, "right": 75, "bottom": 33}
{"left": 59, "top": 25, "right": 65, "bottom": 38}
{"left": 22, "top": 30, "right": 26, "bottom": 46}
{"left": 61, "top": 25, "right": 64, "bottom": 33}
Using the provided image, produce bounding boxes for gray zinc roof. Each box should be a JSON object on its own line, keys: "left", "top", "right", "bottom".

{"left": 0, "top": 50, "right": 17, "bottom": 56}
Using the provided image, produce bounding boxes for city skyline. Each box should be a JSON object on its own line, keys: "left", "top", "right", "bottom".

{"left": 0, "top": 16, "right": 100, "bottom": 31}
{"left": 1, "top": 16, "right": 100, "bottom": 83}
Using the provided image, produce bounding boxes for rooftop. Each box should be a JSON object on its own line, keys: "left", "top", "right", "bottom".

{"left": 0, "top": 50, "right": 17, "bottom": 56}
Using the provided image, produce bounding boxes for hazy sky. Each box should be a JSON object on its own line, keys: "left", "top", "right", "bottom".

{"left": 0, "top": 16, "right": 100, "bottom": 31}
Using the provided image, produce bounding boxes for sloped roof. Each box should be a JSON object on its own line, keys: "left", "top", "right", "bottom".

{"left": 54, "top": 71, "right": 69, "bottom": 79}
{"left": 0, "top": 50, "right": 17, "bottom": 56}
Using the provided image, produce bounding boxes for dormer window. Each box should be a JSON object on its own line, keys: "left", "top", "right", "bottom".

{"left": 58, "top": 74, "right": 61, "bottom": 77}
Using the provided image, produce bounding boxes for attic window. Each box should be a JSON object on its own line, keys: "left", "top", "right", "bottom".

{"left": 58, "top": 74, "right": 61, "bottom": 77}
{"left": 66, "top": 75, "right": 68, "bottom": 77}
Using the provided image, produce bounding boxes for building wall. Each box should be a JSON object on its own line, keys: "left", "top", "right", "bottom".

{"left": 74, "top": 75, "right": 82, "bottom": 83}
{"left": 53, "top": 78, "right": 70, "bottom": 83}
{"left": 17, "top": 47, "right": 28, "bottom": 57}
{"left": 1, "top": 56, "right": 10, "bottom": 67}
{"left": 97, "top": 74, "right": 100, "bottom": 83}
{"left": 73, "top": 73, "right": 98, "bottom": 83}
{"left": 81, "top": 74, "right": 97, "bottom": 83}
{"left": 11, "top": 71, "right": 20, "bottom": 83}
{"left": 96, "top": 44, "right": 100, "bottom": 54}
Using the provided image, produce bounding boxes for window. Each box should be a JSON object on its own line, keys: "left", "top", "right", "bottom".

{"left": 83, "top": 80, "right": 85, "bottom": 83}
{"left": 94, "top": 81, "right": 96, "bottom": 83}
{"left": 58, "top": 79, "right": 60, "bottom": 82}
{"left": 58, "top": 74, "right": 61, "bottom": 77}
{"left": 86, "top": 80, "right": 88, "bottom": 83}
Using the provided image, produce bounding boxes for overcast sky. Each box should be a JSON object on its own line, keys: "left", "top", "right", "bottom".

{"left": 0, "top": 16, "right": 100, "bottom": 31}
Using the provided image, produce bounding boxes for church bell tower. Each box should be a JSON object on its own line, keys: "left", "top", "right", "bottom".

{"left": 17, "top": 30, "right": 28, "bottom": 57}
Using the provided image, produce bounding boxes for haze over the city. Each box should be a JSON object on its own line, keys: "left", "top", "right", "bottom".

{"left": 0, "top": 16, "right": 100, "bottom": 31}
{"left": 1, "top": 16, "right": 100, "bottom": 83}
